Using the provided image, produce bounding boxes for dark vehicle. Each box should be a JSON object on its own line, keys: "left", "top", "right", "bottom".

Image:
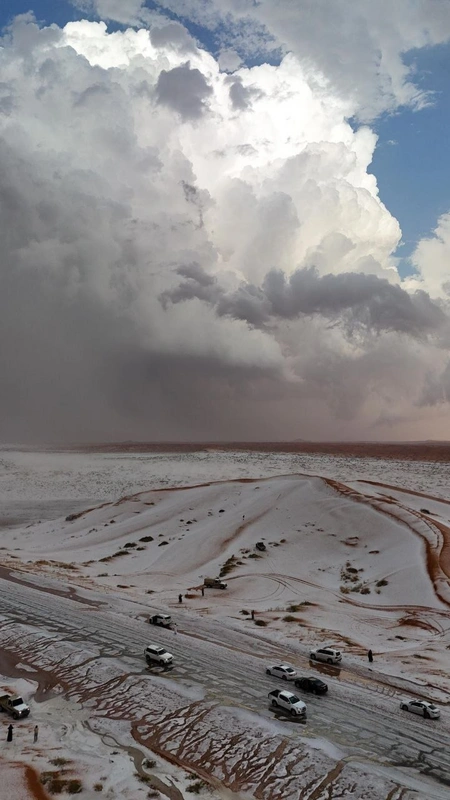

{"left": 204, "top": 577, "right": 228, "bottom": 589}
{"left": 255, "top": 542, "right": 266, "bottom": 552}
{"left": 149, "top": 614, "right": 172, "bottom": 627}
{"left": 294, "top": 676, "right": 328, "bottom": 695}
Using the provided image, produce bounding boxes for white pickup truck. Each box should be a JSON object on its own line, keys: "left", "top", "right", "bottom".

{"left": 268, "top": 689, "right": 307, "bottom": 718}
{"left": 0, "top": 693, "right": 30, "bottom": 719}
{"left": 144, "top": 644, "right": 174, "bottom": 668}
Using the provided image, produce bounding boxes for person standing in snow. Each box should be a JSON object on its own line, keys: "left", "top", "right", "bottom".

{"left": 251, "top": 610, "right": 255, "bottom": 620}
{"left": 368, "top": 649, "right": 373, "bottom": 663}
{"left": 34, "top": 725, "right": 39, "bottom": 743}
{"left": 178, "top": 593, "right": 182, "bottom": 603}
{"left": 7, "top": 723, "right": 13, "bottom": 742}
{"left": 173, "top": 623, "right": 177, "bottom": 635}
{"left": 201, "top": 586, "right": 205, "bottom": 597}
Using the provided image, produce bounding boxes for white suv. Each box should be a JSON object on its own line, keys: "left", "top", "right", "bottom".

{"left": 310, "top": 648, "right": 342, "bottom": 665}
{"left": 266, "top": 664, "right": 297, "bottom": 680}
{"left": 144, "top": 644, "right": 174, "bottom": 667}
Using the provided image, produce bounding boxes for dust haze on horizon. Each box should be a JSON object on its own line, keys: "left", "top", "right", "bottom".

{"left": 1, "top": 2, "right": 450, "bottom": 444}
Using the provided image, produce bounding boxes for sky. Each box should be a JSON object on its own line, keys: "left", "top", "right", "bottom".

{"left": 0, "top": 0, "right": 450, "bottom": 443}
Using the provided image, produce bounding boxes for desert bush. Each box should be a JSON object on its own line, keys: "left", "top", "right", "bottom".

{"left": 48, "top": 777, "right": 67, "bottom": 793}
{"left": 287, "top": 602, "right": 311, "bottom": 612}
{"left": 41, "top": 771, "right": 59, "bottom": 785}
{"left": 220, "top": 556, "right": 238, "bottom": 576}
{"left": 376, "top": 579, "right": 389, "bottom": 587}
{"left": 187, "top": 779, "right": 207, "bottom": 794}
{"left": 67, "top": 779, "right": 83, "bottom": 794}
{"left": 254, "top": 619, "right": 267, "bottom": 626}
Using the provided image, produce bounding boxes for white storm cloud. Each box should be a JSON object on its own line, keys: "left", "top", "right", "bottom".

{"left": 0, "top": 11, "right": 449, "bottom": 442}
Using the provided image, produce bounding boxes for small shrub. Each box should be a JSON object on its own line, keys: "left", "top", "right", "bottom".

{"left": 50, "top": 759, "right": 71, "bottom": 767}
{"left": 187, "top": 779, "right": 207, "bottom": 794}
{"left": 97, "top": 573, "right": 108, "bottom": 577}
{"left": 287, "top": 603, "right": 310, "bottom": 612}
{"left": 147, "top": 791, "right": 160, "bottom": 799}
{"left": 376, "top": 579, "right": 389, "bottom": 587}
{"left": 138, "top": 775, "right": 151, "bottom": 784}
{"left": 140, "top": 536, "right": 154, "bottom": 542}
{"left": 94, "top": 784, "right": 103, "bottom": 792}
{"left": 136, "top": 546, "right": 146, "bottom": 551}
{"left": 340, "top": 586, "right": 350, "bottom": 594}
{"left": 240, "top": 609, "right": 250, "bottom": 615}
{"left": 350, "top": 583, "right": 362, "bottom": 592}
{"left": 143, "top": 758, "right": 156, "bottom": 769}
{"left": 283, "top": 615, "right": 299, "bottom": 622}
{"left": 67, "top": 779, "right": 83, "bottom": 794}
{"left": 48, "top": 777, "right": 67, "bottom": 793}
{"left": 254, "top": 619, "right": 267, "bottom": 626}
{"left": 248, "top": 553, "right": 261, "bottom": 559}
{"left": 360, "top": 586, "right": 371, "bottom": 594}
{"left": 113, "top": 550, "right": 130, "bottom": 557}
{"left": 220, "top": 556, "right": 238, "bottom": 576}
{"left": 420, "top": 508, "right": 430, "bottom": 514}
{"left": 158, "top": 541, "right": 168, "bottom": 547}
{"left": 280, "top": 538, "right": 286, "bottom": 543}
{"left": 124, "top": 542, "right": 137, "bottom": 548}
{"left": 40, "top": 771, "right": 59, "bottom": 785}
{"left": 346, "top": 566, "right": 358, "bottom": 574}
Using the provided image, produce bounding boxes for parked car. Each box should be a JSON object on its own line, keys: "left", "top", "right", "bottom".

{"left": 149, "top": 614, "right": 172, "bottom": 627}
{"left": 203, "top": 577, "right": 228, "bottom": 589}
{"left": 0, "top": 694, "right": 30, "bottom": 719}
{"left": 310, "top": 648, "right": 342, "bottom": 665}
{"left": 255, "top": 542, "right": 266, "bottom": 551}
{"left": 268, "top": 689, "right": 306, "bottom": 717}
{"left": 144, "top": 644, "right": 174, "bottom": 667}
{"left": 266, "top": 664, "right": 297, "bottom": 680}
{"left": 294, "top": 676, "right": 328, "bottom": 695}
{"left": 400, "top": 699, "right": 440, "bottom": 719}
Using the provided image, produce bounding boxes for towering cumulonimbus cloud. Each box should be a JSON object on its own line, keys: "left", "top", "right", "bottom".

{"left": 0, "top": 11, "right": 449, "bottom": 442}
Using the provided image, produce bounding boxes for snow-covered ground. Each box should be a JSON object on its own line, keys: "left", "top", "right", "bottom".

{"left": 1, "top": 446, "right": 449, "bottom": 525}
{"left": 1, "top": 448, "right": 450, "bottom": 799}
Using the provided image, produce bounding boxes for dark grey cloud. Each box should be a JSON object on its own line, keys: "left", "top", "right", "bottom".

{"left": 163, "top": 265, "right": 447, "bottom": 338}
{"left": 150, "top": 21, "right": 196, "bottom": 53}
{"left": 159, "top": 264, "right": 222, "bottom": 308}
{"left": 227, "top": 76, "right": 261, "bottom": 110}
{"left": 155, "top": 62, "right": 213, "bottom": 119}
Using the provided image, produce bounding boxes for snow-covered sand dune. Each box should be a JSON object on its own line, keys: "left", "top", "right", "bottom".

{"left": 3, "top": 473, "right": 450, "bottom": 690}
